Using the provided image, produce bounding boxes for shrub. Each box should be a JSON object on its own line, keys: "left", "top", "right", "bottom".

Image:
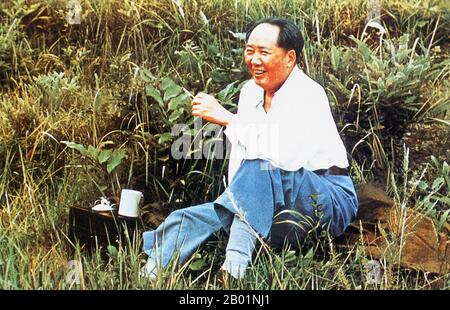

{"left": 326, "top": 34, "right": 448, "bottom": 167}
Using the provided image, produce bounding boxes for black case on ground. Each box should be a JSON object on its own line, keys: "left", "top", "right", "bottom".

{"left": 68, "top": 206, "right": 142, "bottom": 253}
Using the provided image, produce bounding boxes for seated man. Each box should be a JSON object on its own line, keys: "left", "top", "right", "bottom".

{"left": 141, "top": 17, "right": 358, "bottom": 280}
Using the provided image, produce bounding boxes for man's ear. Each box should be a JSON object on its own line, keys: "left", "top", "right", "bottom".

{"left": 287, "top": 49, "right": 296, "bottom": 67}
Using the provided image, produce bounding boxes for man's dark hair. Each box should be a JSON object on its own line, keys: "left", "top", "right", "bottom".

{"left": 245, "top": 17, "right": 304, "bottom": 63}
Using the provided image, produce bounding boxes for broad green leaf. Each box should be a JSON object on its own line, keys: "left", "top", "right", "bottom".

{"left": 399, "top": 34, "right": 410, "bottom": 47}
{"left": 231, "top": 47, "right": 244, "bottom": 54}
{"left": 139, "top": 67, "right": 155, "bottom": 83}
{"left": 304, "top": 247, "right": 314, "bottom": 260}
{"left": 404, "top": 95, "right": 417, "bottom": 104}
{"left": 438, "top": 210, "right": 450, "bottom": 229}
{"left": 418, "top": 180, "right": 428, "bottom": 191}
{"left": 301, "top": 247, "right": 314, "bottom": 268}
{"left": 107, "top": 149, "right": 126, "bottom": 174}
{"left": 210, "top": 69, "right": 228, "bottom": 83}
{"left": 207, "top": 44, "right": 219, "bottom": 56}
{"left": 146, "top": 84, "right": 163, "bottom": 105}
{"left": 218, "top": 81, "right": 239, "bottom": 101}
{"left": 327, "top": 74, "right": 350, "bottom": 96}
{"left": 169, "top": 109, "right": 183, "bottom": 123}
{"left": 355, "top": 39, "right": 371, "bottom": 62}
{"left": 61, "top": 141, "right": 88, "bottom": 156}
{"left": 374, "top": 58, "right": 385, "bottom": 71}
{"left": 416, "top": 20, "right": 428, "bottom": 27}
{"left": 376, "top": 77, "right": 385, "bottom": 92}
{"left": 432, "top": 177, "right": 444, "bottom": 191}
{"left": 164, "top": 84, "right": 182, "bottom": 102}
{"left": 189, "top": 258, "right": 206, "bottom": 271}
{"left": 385, "top": 77, "right": 394, "bottom": 88}
{"left": 168, "top": 93, "right": 189, "bottom": 111}
{"left": 330, "top": 46, "right": 340, "bottom": 71}
{"left": 442, "top": 162, "right": 449, "bottom": 176}
{"left": 367, "top": 59, "right": 383, "bottom": 73}
{"left": 396, "top": 49, "right": 409, "bottom": 63}
{"left": 342, "top": 49, "right": 352, "bottom": 64}
{"left": 180, "top": 54, "right": 198, "bottom": 68}
{"left": 157, "top": 133, "right": 173, "bottom": 144}
{"left": 394, "top": 72, "right": 406, "bottom": 82}
{"left": 160, "top": 77, "right": 175, "bottom": 91}
{"left": 87, "top": 145, "right": 100, "bottom": 160}
{"left": 283, "top": 250, "right": 297, "bottom": 265}
{"left": 107, "top": 245, "right": 118, "bottom": 258}
{"left": 431, "top": 155, "right": 440, "bottom": 169}
{"left": 98, "top": 149, "right": 112, "bottom": 164}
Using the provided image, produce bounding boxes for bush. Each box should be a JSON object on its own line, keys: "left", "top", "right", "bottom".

{"left": 326, "top": 34, "right": 448, "bottom": 166}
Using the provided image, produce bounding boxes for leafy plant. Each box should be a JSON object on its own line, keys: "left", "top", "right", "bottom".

{"left": 61, "top": 140, "right": 126, "bottom": 195}
{"left": 327, "top": 34, "right": 447, "bottom": 167}
{"left": 31, "top": 71, "right": 80, "bottom": 113}
{"left": 62, "top": 140, "right": 126, "bottom": 174}
{"left": 144, "top": 75, "right": 192, "bottom": 143}
{"left": 140, "top": 67, "right": 245, "bottom": 203}
{"left": 416, "top": 156, "right": 450, "bottom": 230}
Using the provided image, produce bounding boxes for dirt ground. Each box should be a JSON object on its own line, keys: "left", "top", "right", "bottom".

{"left": 395, "top": 122, "right": 449, "bottom": 177}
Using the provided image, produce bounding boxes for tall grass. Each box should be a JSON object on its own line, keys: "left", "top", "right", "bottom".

{"left": 0, "top": 0, "right": 449, "bottom": 289}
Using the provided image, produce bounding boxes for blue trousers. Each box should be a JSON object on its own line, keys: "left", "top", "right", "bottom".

{"left": 142, "top": 159, "right": 358, "bottom": 267}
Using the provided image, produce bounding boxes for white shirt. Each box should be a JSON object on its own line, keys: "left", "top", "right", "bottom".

{"left": 225, "top": 66, "right": 349, "bottom": 182}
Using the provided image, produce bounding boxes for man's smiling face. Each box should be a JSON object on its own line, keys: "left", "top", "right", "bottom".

{"left": 244, "top": 23, "right": 296, "bottom": 95}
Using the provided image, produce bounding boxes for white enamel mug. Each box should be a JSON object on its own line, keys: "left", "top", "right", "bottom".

{"left": 118, "top": 189, "right": 143, "bottom": 217}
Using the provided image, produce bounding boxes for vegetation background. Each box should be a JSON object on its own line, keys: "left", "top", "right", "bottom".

{"left": 0, "top": 0, "right": 448, "bottom": 289}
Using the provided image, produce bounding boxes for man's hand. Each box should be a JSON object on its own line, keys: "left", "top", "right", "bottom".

{"left": 191, "top": 92, "right": 234, "bottom": 126}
